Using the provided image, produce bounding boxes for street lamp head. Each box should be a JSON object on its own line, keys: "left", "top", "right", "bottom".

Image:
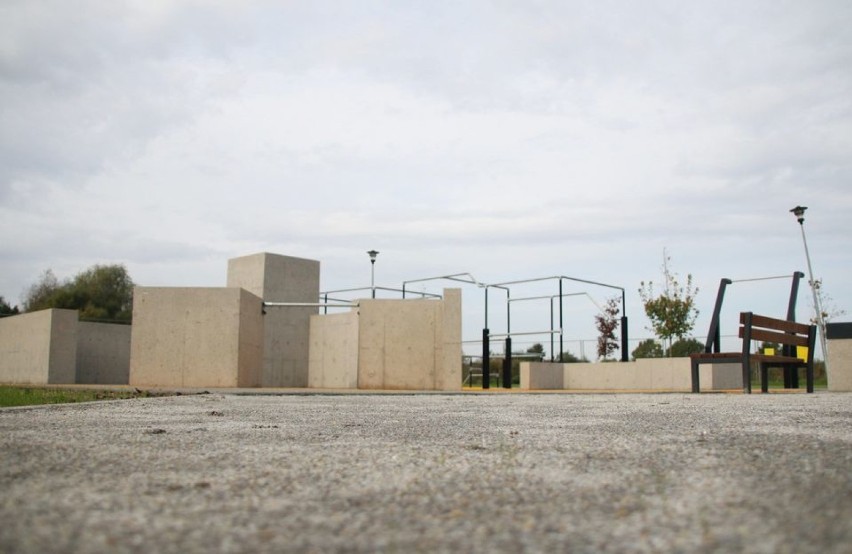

{"left": 790, "top": 205, "right": 807, "bottom": 224}
{"left": 367, "top": 250, "right": 379, "bottom": 263}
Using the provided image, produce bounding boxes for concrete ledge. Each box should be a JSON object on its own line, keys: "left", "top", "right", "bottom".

{"left": 521, "top": 358, "right": 743, "bottom": 391}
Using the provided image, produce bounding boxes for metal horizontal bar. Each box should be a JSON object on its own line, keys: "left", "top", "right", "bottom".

{"left": 730, "top": 275, "right": 796, "bottom": 283}
{"left": 264, "top": 302, "right": 357, "bottom": 308}
{"left": 490, "top": 330, "right": 562, "bottom": 338}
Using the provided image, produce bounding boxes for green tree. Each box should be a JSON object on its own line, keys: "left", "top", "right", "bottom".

{"left": 632, "top": 339, "right": 664, "bottom": 360}
{"left": 0, "top": 296, "right": 20, "bottom": 316}
{"left": 23, "top": 264, "right": 134, "bottom": 322}
{"left": 638, "top": 252, "right": 699, "bottom": 355}
{"left": 667, "top": 338, "right": 704, "bottom": 357}
{"left": 594, "top": 295, "right": 621, "bottom": 360}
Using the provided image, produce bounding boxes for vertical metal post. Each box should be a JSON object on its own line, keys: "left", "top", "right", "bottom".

{"left": 550, "top": 298, "right": 555, "bottom": 362}
{"left": 482, "top": 328, "right": 490, "bottom": 389}
{"left": 503, "top": 336, "right": 513, "bottom": 389}
{"left": 620, "top": 290, "right": 628, "bottom": 361}
{"left": 785, "top": 271, "right": 805, "bottom": 389}
{"left": 558, "top": 279, "right": 564, "bottom": 362}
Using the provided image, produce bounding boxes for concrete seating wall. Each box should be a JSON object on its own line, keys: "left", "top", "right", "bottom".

{"left": 521, "top": 359, "right": 743, "bottom": 391}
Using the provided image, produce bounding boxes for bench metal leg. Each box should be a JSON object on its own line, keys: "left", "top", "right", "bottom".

{"left": 760, "top": 364, "right": 769, "bottom": 393}
{"left": 806, "top": 366, "right": 814, "bottom": 393}
{"left": 691, "top": 360, "right": 700, "bottom": 393}
{"left": 742, "top": 360, "right": 752, "bottom": 394}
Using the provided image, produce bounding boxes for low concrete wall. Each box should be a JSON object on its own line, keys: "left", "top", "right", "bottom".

{"left": 308, "top": 289, "right": 462, "bottom": 391}
{"left": 827, "top": 322, "right": 852, "bottom": 392}
{"left": 129, "top": 287, "right": 264, "bottom": 388}
{"left": 76, "top": 322, "right": 132, "bottom": 385}
{"left": 521, "top": 358, "right": 742, "bottom": 391}
{"left": 0, "top": 309, "right": 77, "bottom": 384}
{"left": 308, "top": 311, "right": 359, "bottom": 389}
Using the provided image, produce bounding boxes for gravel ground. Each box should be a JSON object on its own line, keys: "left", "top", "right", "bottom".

{"left": 1, "top": 392, "right": 851, "bottom": 554}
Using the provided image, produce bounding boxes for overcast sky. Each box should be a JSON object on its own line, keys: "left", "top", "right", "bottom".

{"left": 2, "top": 1, "right": 850, "bottom": 357}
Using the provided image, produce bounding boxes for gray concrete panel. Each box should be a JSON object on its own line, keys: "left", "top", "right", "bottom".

{"left": 76, "top": 322, "right": 131, "bottom": 385}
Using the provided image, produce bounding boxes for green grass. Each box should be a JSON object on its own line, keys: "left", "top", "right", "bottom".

{"left": 0, "top": 386, "right": 159, "bottom": 408}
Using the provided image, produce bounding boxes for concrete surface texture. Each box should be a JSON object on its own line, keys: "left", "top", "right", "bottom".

{"left": 227, "top": 252, "right": 320, "bottom": 388}
{"left": 129, "top": 287, "right": 264, "bottom": 388}
{"left": 1, "top": 392, "right": 851, "bottom": 554}
{"left": 521, "top": 359, "right": 743, "bottom": 391}
{"left": 0, "top": 308, "right": 77, "bottom": 384}
{"left": 308, "top": 311, "right": 359, "bottom": 388}
{"left": 76, "top": 321, "right": 131, "bottom": 385}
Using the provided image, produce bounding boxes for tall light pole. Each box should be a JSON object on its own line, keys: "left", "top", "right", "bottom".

{"left": 367, "top": 250, "right": 379, "bottom": 299}
{"left": 790, "top": 206, "right": 828, "bottom": 369}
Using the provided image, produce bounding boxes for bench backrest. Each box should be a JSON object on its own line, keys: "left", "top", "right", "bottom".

{"left": 738, "top": 312, "right": 814, "bottom": 348}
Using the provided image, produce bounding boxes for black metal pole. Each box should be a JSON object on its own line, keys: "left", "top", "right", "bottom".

{"left": 550, "top": 298, "right": 555, "bottom": 362}
{"left": 559, "top": 279, "right": 564, "bottom": 362}
{"left": 482, "top": 328, "right": 490, "bottom": 389}
{"left": 503, "top": 336, "right": 512, "bottom": 389}
{"left": 620, "top": 316, "right": 629, "bottom": 362}
{"left": 786, "top": 271, "right": 805, "bottom": 389}
{"left": 705, "top": 278, "right": 731, "bottom": 353}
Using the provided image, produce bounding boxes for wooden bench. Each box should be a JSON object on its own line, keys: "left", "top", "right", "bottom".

{"left": 690, "top": 312, "right": 816, "bottom": 393}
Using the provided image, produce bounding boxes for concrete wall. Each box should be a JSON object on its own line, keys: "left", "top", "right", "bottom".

{"left": 308, "top": 311, "right": 359, "bottom": 389}
{"left": 827, "top": 322, "right": 852, "bottom": 392}
{"left": 129, "top": 287, "right": 264, "bottom": 388}
{"left": 76, "top": 322, "right": 132, "bottom": 385}
{"left": 227, "top": 252, "right": 320, "bottom": 387}
{"left": 0, "top": 309, "right": 77, "bottom": 384}
{"left": 308, "top": 289, "right": 462, "bottom": 391}
{"left": 358, "top": 289, "right": 461, "bottom": 391}
{"left": 520, "top": 358, "right": 742, "bottom": 391}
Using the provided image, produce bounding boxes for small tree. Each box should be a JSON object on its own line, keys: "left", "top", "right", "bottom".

{"left": 594, "top": 295, "right": 621, "bottom": 360}
{"left": 639, "top": 251, "right": 699, "bottom": 355}
{"left": 0, "top": 296, "right": 20, "bottom": 316}
{"left": 632, "top": 339, "right": 664, "bottom": 360}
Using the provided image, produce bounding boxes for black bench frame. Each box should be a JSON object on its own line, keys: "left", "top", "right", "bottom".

{"left": 690, "top": 312, "right": 816, "bottom": 393}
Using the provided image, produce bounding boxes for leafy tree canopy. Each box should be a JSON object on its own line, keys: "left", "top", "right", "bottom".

{"left": 632, "top": 339, "right": 664, "bottom": 360}
{"left": 667, "top": 338, "right": 704, "bottom": 357}
{"left": 23, "top": 264, "right": 134, "bottom": 322}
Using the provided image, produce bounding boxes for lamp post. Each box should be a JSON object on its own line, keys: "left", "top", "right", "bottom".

{"left": 790, "top": 206, "right": 828, "bottom": 369}
{"left": 367, "top": 250, "right": 379, "bottom": 299}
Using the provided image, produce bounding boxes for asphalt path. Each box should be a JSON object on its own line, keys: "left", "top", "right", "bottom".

{"left": 2, "top": 392, "right": 851, "bottom": 553}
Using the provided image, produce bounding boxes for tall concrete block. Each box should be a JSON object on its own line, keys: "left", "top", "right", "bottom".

{"left": 827, "top": 322, "right": 852, "bottom": 391}
{"left": 129, "top": 287, "right": 263, "bottom": 388}
{"left": 0, "top": 309, "right": 77, "bottom": 384}
{"left": 76, "top": 322, "right": 132, "bottom": 384}
{"left": 227, "top": 253, "right": 320, "bottom": 387}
